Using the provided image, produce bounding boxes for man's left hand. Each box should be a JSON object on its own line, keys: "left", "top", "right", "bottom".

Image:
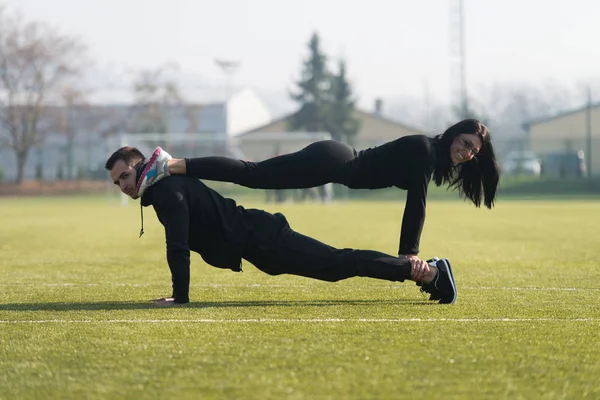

{"left": 151, "top": 297, "right": 179, "bottom": 307}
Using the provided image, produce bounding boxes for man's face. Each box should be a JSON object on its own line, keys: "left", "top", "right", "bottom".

{"left": 110, "top": 159, "right": 140, "bottom": 199}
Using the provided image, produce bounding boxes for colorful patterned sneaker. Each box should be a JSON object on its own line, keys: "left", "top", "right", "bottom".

{"left": 418, "top": 258, "right": 457, "bottom": 304}
{"left": 136, "top": 147, "right": 172, "bottom": 197}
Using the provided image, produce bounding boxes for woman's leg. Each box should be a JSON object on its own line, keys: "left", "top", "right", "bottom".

{"left": 174, "top": 140, "right": 357, "bottom": 190}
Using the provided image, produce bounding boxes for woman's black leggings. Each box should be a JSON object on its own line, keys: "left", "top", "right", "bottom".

{"left": 185, "top": 140, "right": 360, "bottom": 190}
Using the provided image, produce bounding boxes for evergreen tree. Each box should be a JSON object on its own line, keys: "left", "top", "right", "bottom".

{"left": 289, "top": 32, "right": 330, "bottom": 132}
{"left": 326, "top": 59, "right": 360, "bottom": 144}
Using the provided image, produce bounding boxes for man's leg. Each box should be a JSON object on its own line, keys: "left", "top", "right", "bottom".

{"left": 244, "top": 224, "right": 428, "bottom": 284}
{"left": 243, "top": 221, "right": 456, "bottom": 303}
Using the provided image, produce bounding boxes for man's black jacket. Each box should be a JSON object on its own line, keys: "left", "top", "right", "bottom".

{"left": 140, "top": 175, "right": 287, "bottom": 303}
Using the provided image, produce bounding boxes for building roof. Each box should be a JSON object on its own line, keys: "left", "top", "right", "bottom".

{"left": 523, "top": 102, "right": 600, "bottom": 128}
{"left": 353, "top": 108, "right": 426, "bottom": 133}
{"left": 239, "top": 107, "right": 426, "bottom": 136}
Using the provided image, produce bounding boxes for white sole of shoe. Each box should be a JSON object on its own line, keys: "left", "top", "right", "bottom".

{"left": 438, "top": 258, "right": 457, "bottom": 304}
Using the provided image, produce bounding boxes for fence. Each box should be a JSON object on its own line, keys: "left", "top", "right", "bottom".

{"left": 0, "top": 133, "right": 597, "bottom": 183}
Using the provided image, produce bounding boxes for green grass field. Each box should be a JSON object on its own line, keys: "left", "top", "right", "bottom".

{"left": 1, "top": 194, "right": 599, "bottom": 399}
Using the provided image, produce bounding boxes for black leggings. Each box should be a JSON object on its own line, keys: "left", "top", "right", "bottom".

{"left": 185, "top": 140, "right": 364, "bottom": 190}
{"left": 242, "top": 221, "right": 412, "bottom": 283}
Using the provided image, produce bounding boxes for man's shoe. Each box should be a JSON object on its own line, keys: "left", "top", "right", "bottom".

{"left": 136, "top": 147, "right": 172, "bottom": 197}
{"left": 419, "top": 258, "right": 457, "bottom": 304}
{"left": 416, "top": 257, "right": 440, "bottom": 301}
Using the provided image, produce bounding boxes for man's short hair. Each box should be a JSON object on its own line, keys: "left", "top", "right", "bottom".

{"left": 105, "top": 146, "right": 145, "bottom": 170}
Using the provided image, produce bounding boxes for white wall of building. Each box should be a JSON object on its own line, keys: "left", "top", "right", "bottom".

{"left": 226, "top": 88, "right": 272, "bottom": 136}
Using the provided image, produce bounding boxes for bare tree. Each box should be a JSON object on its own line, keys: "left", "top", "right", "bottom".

{"left": 0, "top": 4, "right": 87, "bottom": 183}
{"left": 183, "top": 104, "right": 203, "bottom": 133}
{"left": 477, "top": 81, "right": 580, "bottom": 138}
{"left": 41, "top": 86, "right": 89, "bottom": 180}
{"left": 131, "top": 63, "right": 183, "bottom": 134}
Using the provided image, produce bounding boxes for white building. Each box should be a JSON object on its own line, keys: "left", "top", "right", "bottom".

{"left": 0, "top": 87, "right": 273, "bottom": 181}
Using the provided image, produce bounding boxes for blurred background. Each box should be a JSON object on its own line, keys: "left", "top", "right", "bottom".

{"left": 0, "top": 0, "right": 598, "bottom": 200}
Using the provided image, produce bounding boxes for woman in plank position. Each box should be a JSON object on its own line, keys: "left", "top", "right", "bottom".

{"left": 135, "top": 118, "right": 500, "bottom": 266}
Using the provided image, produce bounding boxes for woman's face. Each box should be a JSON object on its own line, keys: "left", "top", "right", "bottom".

{"left": 450, "top": 133, "right": 483, "bottom": 165}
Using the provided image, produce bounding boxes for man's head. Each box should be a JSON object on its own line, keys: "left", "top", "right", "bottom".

{"left": 105, "top": 146, "right": 145, "bottom": 199}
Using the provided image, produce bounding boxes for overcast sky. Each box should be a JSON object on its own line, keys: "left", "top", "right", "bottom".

{"left": 3, "top": 0, "right": 599, "bottom": 116}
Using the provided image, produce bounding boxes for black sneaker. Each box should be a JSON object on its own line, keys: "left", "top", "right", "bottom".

{"left": 416, "top": 257, "right": 440, "bottom": 301}
{"left": 420, "top": 258, "right": 457, "bottom": 304}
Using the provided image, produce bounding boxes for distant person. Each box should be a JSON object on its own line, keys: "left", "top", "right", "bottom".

{"left": 105, "top": 146, "right": 457, "bottom": 306}
{"left": 135, "top": 119, "right": 499, "bottom": 270}
{"left": 265, "top": 145, "right": 287, "bottom": 204}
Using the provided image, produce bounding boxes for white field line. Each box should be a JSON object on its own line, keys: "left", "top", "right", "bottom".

{"left": 0, "top": 283, "right": 598, "bottom": 291}
{"left": 0, "top": 318, "right": 598, "bottom": 324}
{"left": 466, "top": 286, "right": 600, "bottom": 292}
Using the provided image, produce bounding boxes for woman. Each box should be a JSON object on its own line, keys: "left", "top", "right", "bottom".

{"left": 136, "top": 118, "right": 500, "bottom": 263}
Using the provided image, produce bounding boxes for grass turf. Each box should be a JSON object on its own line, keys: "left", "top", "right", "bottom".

{"left": 0, "top": 195, "right": 599, "bottom": 399}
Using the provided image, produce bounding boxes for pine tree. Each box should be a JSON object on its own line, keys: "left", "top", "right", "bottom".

{"left": 326, "top": 59, "right": 360, "bottom": 144}
{"left": 289, "top": 32, "right": 330, "bottom": 132}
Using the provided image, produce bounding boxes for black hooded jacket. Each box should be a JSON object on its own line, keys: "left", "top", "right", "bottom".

{"left": 140, "top": 175, "right": 287, "bottom": 303}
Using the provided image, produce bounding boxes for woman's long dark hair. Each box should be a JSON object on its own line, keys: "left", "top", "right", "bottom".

{"left": 432, "top": 119, "right": 500, "bottom": 209}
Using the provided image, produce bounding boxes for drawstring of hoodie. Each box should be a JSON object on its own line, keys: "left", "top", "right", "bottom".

{"left": 139, "top": 203, "right": 145, "bottom": 238}
{"left": 135, "top": 159, "right": 146, "bottom": 238}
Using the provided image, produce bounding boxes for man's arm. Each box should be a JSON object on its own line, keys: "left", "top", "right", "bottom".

{"left": 152, "top": 188, "right": 191, "bottom": 304}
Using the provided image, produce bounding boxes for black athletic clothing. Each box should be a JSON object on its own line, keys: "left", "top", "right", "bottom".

{"left": 141, "top": 175, "right": 413, "bottom": 303}
{"left": 185, "top": 135, "right": 438, "bottom": 255}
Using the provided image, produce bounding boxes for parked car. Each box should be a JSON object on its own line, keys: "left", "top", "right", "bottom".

{"left": 502, "top": 151, "right": 542, "bottom": 177}
{"left": 541, "top": 151, "right": 586, "bottom": 178}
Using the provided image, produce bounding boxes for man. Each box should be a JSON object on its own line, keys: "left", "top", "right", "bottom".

{"left": 105, "top": 146, "right": 457, "bottom": 306}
